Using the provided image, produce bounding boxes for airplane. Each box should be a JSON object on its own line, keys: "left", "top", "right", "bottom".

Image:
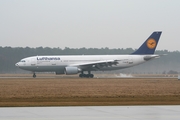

{"left": 15, "top": 31, "right": 162, "bottom": 78}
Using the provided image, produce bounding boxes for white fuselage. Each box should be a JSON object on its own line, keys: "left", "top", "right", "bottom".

{"left": 16, "top": 54, "right": 157, "bottom": 74}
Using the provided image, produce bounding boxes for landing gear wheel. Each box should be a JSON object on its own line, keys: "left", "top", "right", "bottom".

{"left": 79, "top": 73, "right": 94, "bottom": 78}
{"left": 79, "top": 74, "right": 83, "bottom": 78}
{"left": 33, "top": 73, "right": 36, "bottom": 78}
{"left": 89, "top": 74, "right": 94, "bottom": 78}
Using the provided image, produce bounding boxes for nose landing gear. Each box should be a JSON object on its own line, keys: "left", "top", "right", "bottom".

{"left": 33, "top": 73, "right": 36, "bottom": 78}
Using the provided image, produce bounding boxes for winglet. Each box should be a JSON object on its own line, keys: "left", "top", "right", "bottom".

{"left": 132, "top": 31, "right": 162, "bottom": 55}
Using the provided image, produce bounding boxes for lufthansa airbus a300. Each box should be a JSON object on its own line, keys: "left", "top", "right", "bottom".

{"left": 16, "top": 31, "right": 162, "bottom": 78}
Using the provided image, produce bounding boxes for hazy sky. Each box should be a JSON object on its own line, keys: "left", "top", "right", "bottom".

{"left": 0, "top": 0, "right": 180, "bottom": 51}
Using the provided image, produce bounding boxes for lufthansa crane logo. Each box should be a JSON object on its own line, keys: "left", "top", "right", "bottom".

{"left": 146, "top": 38, "right": 156, "bottom": 49}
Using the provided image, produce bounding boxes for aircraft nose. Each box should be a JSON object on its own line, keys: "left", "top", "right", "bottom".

{"left": 15, "top": 63, "right": 19, "bottom": 67}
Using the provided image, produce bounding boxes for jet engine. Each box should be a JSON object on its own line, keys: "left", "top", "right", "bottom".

{"left": 64, "top": 67, "right": 81, "bottom": 75}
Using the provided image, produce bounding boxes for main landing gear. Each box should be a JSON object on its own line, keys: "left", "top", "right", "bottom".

{"left": 79, "top": 71, "right": 94, "bottom": 78}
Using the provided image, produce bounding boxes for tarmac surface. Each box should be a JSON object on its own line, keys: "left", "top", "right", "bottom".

{"left": 0, "top": 73, "right": 178, "bottom": 79}
{"left": 0, "top": 106, "right": 180, "bottom": 120}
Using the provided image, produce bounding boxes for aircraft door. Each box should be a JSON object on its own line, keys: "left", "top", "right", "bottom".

{"left": 31, "top": 57, "right": 37, "bottom": 66}
{"left": 51, "top": 59, "right": 56, "bottom": 66}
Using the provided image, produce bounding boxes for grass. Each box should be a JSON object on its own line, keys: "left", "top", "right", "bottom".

{"left": 0, "top": 77, "right": 180, "bottom": 106}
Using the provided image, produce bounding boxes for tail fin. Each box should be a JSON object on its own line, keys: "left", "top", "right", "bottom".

{"left": 132, "top": 31, "right": 162, "bottom": 55}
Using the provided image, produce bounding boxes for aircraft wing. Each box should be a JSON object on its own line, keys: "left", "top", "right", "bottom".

{"left": 68, "top": 60, "right": 120, "bottom": 70}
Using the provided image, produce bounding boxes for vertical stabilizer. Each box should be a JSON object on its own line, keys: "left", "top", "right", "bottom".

{"left": 132, "top": 31, "right": 162, "bottom": 55}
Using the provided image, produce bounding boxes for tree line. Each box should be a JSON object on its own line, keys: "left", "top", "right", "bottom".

{"left": 0, "top": 46, "right": 180, "bottom": 74}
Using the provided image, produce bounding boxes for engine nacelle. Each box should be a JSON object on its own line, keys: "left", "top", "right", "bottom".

{"left": 64, "top": 67, "right": 81, "bottom": 75}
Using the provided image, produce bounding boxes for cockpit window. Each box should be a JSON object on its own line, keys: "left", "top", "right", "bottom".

{"left": 20, "top": 60, "right": 26, "bottom": 62}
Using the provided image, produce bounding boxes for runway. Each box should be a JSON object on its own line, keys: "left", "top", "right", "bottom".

{"left": 0, "top": 73, "right": 177, "bottom": 79}
{"left": 0, "top": 106, "right": 180, "bottom": 120}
